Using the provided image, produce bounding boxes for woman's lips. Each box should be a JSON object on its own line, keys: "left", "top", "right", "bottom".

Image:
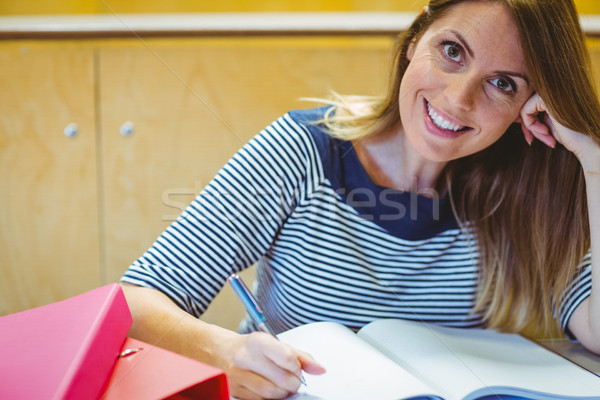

{"left": 424, "top": 100, "right": 472, "bottom": 139}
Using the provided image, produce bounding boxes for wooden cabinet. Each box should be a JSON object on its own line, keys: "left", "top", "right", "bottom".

{"left": 0, "top": 42, "right": 100, "bottom": 314}
{"left": 0, "top": 36, "right": 392, "bottom": 328}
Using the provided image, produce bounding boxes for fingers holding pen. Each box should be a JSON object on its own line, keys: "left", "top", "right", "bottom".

{"left": 227, "top": 332, "right": 323, "bottom": 399}
{"left": 225, "top": 274, "right": 325, "bottom": 398}
{"left": 227, "top": 366, "right": 292, "bottom": 400}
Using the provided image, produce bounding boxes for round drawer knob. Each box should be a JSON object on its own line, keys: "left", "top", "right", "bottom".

{"left": 120, "top": 121, "right": 135, "bottom": 137}
{"left": 64, "top": 123, "right": 78, "bottom": 138}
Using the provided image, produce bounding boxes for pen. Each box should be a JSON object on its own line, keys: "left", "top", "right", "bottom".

{"left": 227, "top": 273, "right": 307, "bottom": 385}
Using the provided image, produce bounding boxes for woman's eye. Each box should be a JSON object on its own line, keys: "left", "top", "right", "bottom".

{"left": 443, "top": 43, "right": 462, "bottom": 62}
{"left": 490, "top": 77, "right": 516, "bottom": 93}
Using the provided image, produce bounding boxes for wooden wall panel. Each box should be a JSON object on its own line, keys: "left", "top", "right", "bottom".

{"left": 0, "top": 42, "right": 101, "bottom": 314}
{"left": 588, "top": 39, "right": 600, "bottom": 93}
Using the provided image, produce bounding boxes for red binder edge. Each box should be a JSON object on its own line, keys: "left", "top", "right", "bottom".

{"left": 100, "top": 337, "right": 229, "bottom": 400}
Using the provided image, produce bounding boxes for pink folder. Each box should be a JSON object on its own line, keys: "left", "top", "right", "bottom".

{"left": 0, "top": 284, "right": 132, "bottom": 400}
{"left": 101, "top": 337, "right": 229, "bottom": 400}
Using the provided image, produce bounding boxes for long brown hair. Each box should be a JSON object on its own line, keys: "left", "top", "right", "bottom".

{"left": 320, "top": 0, "right": 600, "bottom": 338}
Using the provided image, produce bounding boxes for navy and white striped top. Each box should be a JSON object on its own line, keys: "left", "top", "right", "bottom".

{"left": 121, "top": 107, "right": 592, "bottom": 338}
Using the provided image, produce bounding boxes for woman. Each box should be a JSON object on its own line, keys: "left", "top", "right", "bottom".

{"left": 121, "top": 0, "right": 600, "bottom": 399}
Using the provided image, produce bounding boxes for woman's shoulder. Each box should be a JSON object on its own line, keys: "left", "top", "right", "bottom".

{"left": 287, "top": 105, "right": 333, "bottom": 125}
{"left": 287, "top": 98, "right": 374, "bottom": 125}
{"left": 284, "top": 106, "right": 338, "bottom": 156}
{"left": 280, "top": 100, "right": 375, "bottom": 173}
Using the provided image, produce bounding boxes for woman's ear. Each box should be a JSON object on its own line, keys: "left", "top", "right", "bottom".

{"left": 407, "top": 39, "right": 416, "bottom": 61}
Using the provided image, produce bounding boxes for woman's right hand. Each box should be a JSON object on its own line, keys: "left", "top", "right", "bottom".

{"left": 120, "top": 284, "right": 324, "bottom": 400}
{"left": 223, "top": 331, "right": 326, "bottom": 400}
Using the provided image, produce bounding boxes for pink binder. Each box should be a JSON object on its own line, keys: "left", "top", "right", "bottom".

{"left": 0, "top": 284, "right": 132, "bottom": 400}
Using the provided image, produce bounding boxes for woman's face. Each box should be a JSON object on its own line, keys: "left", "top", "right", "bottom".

{"left": 399, "top": 1, "right": 534, "bottom": 162}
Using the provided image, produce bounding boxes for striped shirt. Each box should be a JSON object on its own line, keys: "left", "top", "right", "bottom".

{"left": 121, "top": 107, "right": 592, "bottom": 338}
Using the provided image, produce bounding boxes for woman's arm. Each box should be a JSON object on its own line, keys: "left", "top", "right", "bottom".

{"left": 120, "top": 282, "right": 325, "bottom": 400}
{"left": 117, "top": 112, "right": 328, "bottom": 398}
{"left": 521, "top": 94, "right": 600, "bottom": 353}
{"left": 566, "top": 165, "right": 600, "bottom": 354}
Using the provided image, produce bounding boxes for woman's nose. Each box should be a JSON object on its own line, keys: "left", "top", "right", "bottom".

{"left": 443, "top": 73, "right": 478, "bottom": 111}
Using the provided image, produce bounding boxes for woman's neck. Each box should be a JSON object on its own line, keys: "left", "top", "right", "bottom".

{"left": 352, "top": 125, "right": 447, "bottom": 196}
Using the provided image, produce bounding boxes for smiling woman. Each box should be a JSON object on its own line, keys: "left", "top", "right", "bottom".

{"left": 318, "top": 0, "right": 599, "bottom": 341}
{"left": 399, "top": 2, "right": 532, "bottom": 162}
{"left": 118, "top": 1, "right": 600, "bottom": 399}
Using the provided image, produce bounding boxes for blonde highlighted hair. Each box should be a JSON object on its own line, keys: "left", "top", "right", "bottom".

{"left": 317, "top": 0, "right": 600, "bottom": 338}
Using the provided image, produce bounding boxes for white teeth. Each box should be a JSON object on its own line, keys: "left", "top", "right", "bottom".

{"left": 427, "top": 102, "right": 464, "bottom": 132}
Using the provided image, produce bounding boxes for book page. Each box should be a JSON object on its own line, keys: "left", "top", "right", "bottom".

{"left": 278, "top": 321, "right": 442, "bottom": 400}
{"left": 357, "top": 319, "right": 600, "bottom": 400}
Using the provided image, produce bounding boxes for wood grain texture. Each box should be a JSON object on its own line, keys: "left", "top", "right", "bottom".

{"left": 0, "top": 42, "right": 101, "bottom": 315}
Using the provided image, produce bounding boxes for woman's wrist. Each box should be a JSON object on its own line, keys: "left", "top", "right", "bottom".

{"left": 199, "top": 323, "right": 243, "bottom": 370}
{"left": 576, "top": 142, "right": 600, "bottom": 175}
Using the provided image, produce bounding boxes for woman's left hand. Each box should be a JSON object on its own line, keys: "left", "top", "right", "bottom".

{"left": 519, "top": 93, "right": 600, "bottom": 171}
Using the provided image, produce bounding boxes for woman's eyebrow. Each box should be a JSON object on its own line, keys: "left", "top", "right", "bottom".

{"left": 449, "top": 30, "right": 473, "bottom": 57}
{"left": 495, "top": 70, "right": 530, "bottom": 86}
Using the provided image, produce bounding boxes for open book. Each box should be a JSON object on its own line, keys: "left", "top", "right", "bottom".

{"left": 277, "top": 319, "right": 600, "bottom": 400}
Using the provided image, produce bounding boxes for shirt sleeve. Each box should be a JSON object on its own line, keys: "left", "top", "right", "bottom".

{"left": 120, "top": 112, "right": 322, "bottom": 317}
{"left": 556, "top": 249, "right": 592, "bottom": 340}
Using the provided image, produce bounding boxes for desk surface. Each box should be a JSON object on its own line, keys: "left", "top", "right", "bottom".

{"left": 539, "top": 340, "right": 600, "bottom": 377}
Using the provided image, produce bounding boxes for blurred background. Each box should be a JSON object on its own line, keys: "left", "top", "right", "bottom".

{"left": 2, "top": 0, "right": 447, "bottom": 14}
{"left": 1, "top": 1, "right": 599, "bottom": 334}
{"left": 1, "top": 0, "right": 599, "bottom": 14}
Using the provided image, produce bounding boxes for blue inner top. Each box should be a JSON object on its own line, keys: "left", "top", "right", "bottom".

{"left": 290, "top": 106, "right": 459, "bottom": 241}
